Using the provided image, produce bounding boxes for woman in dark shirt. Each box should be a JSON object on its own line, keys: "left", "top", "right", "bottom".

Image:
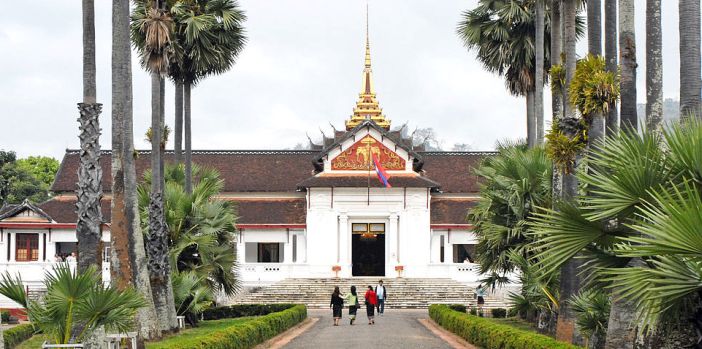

{"left": 330, "top": 286, "right": 344, "bottom": 326}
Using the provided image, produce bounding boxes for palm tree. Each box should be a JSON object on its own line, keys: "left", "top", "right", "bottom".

{"left": 570, "top": 290, "right": 610, "bottom": 348}
{"left": 138, "top": 164, "right": 240, "bottom": 296}
{"left": 618, "top": 0, "right": 637, "bottom": 131}
{"left": 131, "top": 1, "right": 179, "bottom": 332}
{"left": 111, "top": 0, "right": 161, "bottom": 342}
{"left": 169, "top": 0, "right": 247, "bottom": 194}
{"left": 0, "top": 264, "right": 145, "bottom": 345}
{"left": 604, "top": 0, "right": 618, "bottom": 133}
{"left": 532, "top": 122, "right": 702, "bottom": 347}
{"left": 645, "top": 0, "right": 663, "bottom": 132}
{"left": 535, "top": 0, "right": 546, "bottom": 145}
{"left": 680, "top": 0, "right": 702, "bottom": 120}
{"left": 458, "top": 0, "right": 553, "bottom": 147}
{"left": 550, "top": 0, "right": 563, "bottom": 121}
{"left": 587, "top": 0, "right": 601, "bottom": 55}
{"left": 171, "top": 271, "right": 213, "bottom": 326}
{"left": 76, "top": 0, "right": 103, "bottom": 274}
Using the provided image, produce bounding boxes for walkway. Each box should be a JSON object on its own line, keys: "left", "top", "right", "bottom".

{"left": 283, "top": 309, "right": 454, "bottom": 349}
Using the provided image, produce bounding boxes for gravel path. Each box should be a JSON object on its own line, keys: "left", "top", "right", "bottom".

{"left": 283, "top": 309, "right": 453, "bottom": 349}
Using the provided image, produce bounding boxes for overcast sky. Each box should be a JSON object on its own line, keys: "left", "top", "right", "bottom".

{"left": 0, "top": 1, "right": 687, "bottom": 159}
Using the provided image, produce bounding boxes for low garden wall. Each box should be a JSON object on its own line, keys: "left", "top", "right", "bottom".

{"left": 147, "top": 304, "right": 307, "bottom": 349}
{"left": 428, "top": 304, "right": 582, "bottom": 349}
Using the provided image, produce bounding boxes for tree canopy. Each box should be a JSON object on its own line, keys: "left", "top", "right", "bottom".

{"left": 0, "top": 151, "right": 59, "bottom": 204}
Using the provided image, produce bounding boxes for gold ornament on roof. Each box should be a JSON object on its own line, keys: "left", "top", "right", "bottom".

{"left": 345, "top": 5, "right": 391, "bottom": 131}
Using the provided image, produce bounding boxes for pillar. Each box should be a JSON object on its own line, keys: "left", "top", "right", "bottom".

{"left": 388, "top": 214, "right": 399, "bottom": 264}
{"left": 339, "top": 215, "right": 349, "bottom": 272}
{"left": 283, "top": 230, "right": 293, "bottom": 264}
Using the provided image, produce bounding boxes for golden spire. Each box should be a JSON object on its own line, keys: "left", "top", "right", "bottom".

{"left": 345, "top": 3, "right": 390, "bottom": 131}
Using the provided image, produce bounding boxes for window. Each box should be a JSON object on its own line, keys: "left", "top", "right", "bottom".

{"left": 453, "top": 244, "right": 476, "bottom": 263}
{"left": 15, "top": 234, "right": 39, "bottom": 262}
{"left": 439, "top": 235, "right": 445, "bottom": 263}
{"left": 103, "top": 243, "right": 111, "bottom": 263}
{"left": 257, "top": 243, "right": 282, "bottom": 263}
{"left": 292, "top": 235, "right": 297, "bottom": 263}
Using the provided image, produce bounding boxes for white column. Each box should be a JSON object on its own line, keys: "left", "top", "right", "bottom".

{"left": 0, "top": 231, "right": 6, "bottom": 262}
{"left": 445, "top": 231, "right": 454, "bottom": 264}
{"left": 338, "top": 214, "right": 349, "bottom": 272}
{"left": 9, "top": 232, "right": 16, "bottom": 262}
{"left": 38, "top": 233, "right": 45, "bottom": 262}
{"left": 388, "top": 214, "right": 398, "bottom": 264}
{"left": 283, "top": 231, "right": 293, "bottom": 264}
{"left": 236, "top": 231, "right": 245, "bottom": 264}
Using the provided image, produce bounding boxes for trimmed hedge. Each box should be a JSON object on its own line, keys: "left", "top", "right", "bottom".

{"left": 147, "top": 304, "right": 307, "bottom": 349}
{"left": 4, "top": 323, "right": 36, "bottom": 349}
{"left": 429, "top": 305, "right": 583, "bottom": 349}
{"left": 202, "top": 304, "right": 296, "bottom": 320}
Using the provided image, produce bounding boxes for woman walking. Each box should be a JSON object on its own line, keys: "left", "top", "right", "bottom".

{"left": 330, "top": 286, "right": 344, "bottom": 326}
{"left": 344, "top": 286, "right": 359, "bottom": 325}
{"left": 364, "top": 285, "right": 377, "bottom": 324}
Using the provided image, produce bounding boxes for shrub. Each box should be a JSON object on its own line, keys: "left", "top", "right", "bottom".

{"left": 507, "top": 308, "right": 518, "bottom": 318}
{"left": 469, "top": 307, "right": 477, "bottom": 316}
{"left": 1, "top": 310, "right": 9, "bottom": 322}
{"left": 491, "top": 308, "right": 507, "bottom": 318}
{"left": 429, "top": 304, "right": 583, "bottom": 349}
{"left": 147, "top": 304, "right": 307, "bottom": 349}
{"left": 4, "top": 323, "right": 36, "bottom": 348}
{"left": 201, "top": 304, "right": 296, "bottom": 320}
{"left": 447, "top": 304, "right": 466, "bottom": 313}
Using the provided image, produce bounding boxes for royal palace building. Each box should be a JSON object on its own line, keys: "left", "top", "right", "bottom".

{"left": 0, "top": 24, "right": 496, "bottom": 309}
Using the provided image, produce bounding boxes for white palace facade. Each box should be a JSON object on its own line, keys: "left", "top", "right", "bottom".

{"left": 0, "top": 25, "right": 496, "bottom": 309}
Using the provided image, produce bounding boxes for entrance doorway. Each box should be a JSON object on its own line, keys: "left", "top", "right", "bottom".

{"left": 351, "top": 223, "right": 385, "bottom": 276}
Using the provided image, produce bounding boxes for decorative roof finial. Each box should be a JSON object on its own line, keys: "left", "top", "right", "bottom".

{"left": 345, "top": 2, "right": 391, "bottom": 131}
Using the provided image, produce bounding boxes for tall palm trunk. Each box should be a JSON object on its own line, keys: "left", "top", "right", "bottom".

{"left": 605, "top": 0, "right": 618, "bottom": 133}
{"left": 148, "top": 73, "right": 178, "bottom": 332}
{"left": 174, "top": 82, "right": 183, "bottom": 164}
{"left": 535, "top": 0, "right": 545, "bottom": 145}
{"left": 111, "top": 0, "right": 160, "bottom": 343}
{"left": 77, "top": 0, "right": 103, "bottom": 273}
{"left": 184, "top": 81, "right": 193, "bottom": 194}
{"left": 645, "top": 0, "right": 663, "bottom": 132}
{"left": 551, "top": 0, "right": 564, "bottom": 202}
{"left": 527, "top": 91, "right": 537, "bottom": 147}
{"left": 556, "top": 1, "right": 584, "bottom": 346}
{"left": 587, "top": 0, "right": 602, "bottom": 55}
{"left": 680, "top": 0, "right": 702, "bottom": 120}
{"left": 618, "top": 0, "right": 637, "bottom": 131}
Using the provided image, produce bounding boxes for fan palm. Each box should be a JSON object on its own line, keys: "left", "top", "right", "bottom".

{"left": 172, "top": 270, "right": 213, "bottom": 326}
{"left": 571, "top": 289, "right": 610, "bottom": 348}
{"left": 138, "top": 164, "right": 240, "bottom": 296}
{"left": 0, "top": 264, "right": 145, "bottom": 345}
{"left": 458, "top": 0, "right": 554, "bottom": 147}
{"left": 468, "top": 143, "right": 552, "bottom": 279}
{"left": 168, "top": 0, "right": 246, "bottom": 193}
{"left": 530, "top": 120, "right": 702, "bottom": 344}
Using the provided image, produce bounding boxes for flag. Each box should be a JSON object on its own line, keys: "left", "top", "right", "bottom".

{"left": 372, "top": 154, "right": 391, "bottom": 188}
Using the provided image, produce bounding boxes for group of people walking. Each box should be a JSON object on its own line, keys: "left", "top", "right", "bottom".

{"left": 330, "top": 279, "right": 387, "bottom": 326}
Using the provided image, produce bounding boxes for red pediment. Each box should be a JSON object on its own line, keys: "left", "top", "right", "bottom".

{"left": 331, "top": 136, "right": 405, "bottom": 171}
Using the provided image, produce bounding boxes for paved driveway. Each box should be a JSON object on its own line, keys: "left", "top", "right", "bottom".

{"left": 283, "top": 309, "right": 453, "bottom": 349}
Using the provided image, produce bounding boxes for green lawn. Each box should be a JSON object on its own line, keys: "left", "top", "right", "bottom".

{"left": 13, "top": 318, "right": 256, "bottom": 349}
{"left": 15, "top": 334, "right": 46, "bottom": 349}
{"left": 145, "top": 317, "right": 256, "bottom": 348}
{"left": 491, "top": 317, "right": 540, "bottom": 332}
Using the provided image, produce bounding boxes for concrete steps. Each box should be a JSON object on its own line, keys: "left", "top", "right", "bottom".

{"left": 227, "top": 278, "right": 509, "bottom": 309}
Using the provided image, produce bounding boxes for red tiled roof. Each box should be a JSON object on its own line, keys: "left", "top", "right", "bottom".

{"left": 38, "top": 196, "right": 306, "bottom": 225}
{"left": 419, "top": 152, "right": 493, "bottom": 193}
{"left": 39, "top": 197, "right": 112, "bottom": 223}
{"left": 52, "top": 150, "right": 318, "bottom": 193}
{"left": 227, "top": 198, "right": 306, "bottom": 225}
{"left": 430, "top": 198, "right": 478, "bottom": 225}
{"left": 51, "top": 150, "right": 494, "bottom": 194}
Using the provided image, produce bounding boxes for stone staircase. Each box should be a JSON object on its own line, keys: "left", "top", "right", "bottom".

{"left": 226, "top": 278, "right": 509, "bottom": 309}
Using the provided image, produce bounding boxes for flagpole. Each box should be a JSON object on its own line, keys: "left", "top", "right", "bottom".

{"left": 367, "top": 128, "right": 371, "bottom": 206}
